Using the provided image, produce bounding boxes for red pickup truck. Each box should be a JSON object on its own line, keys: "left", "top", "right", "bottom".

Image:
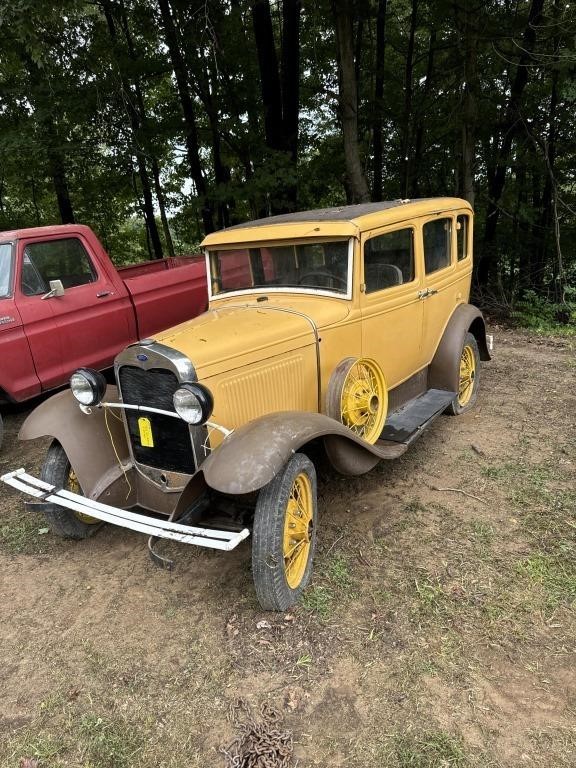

{"left": 0, "top": 224, "right": 208, "bottom": 446}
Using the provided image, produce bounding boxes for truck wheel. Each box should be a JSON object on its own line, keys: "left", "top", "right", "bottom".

{"left": 40, "top": 441, "right": 102, "bottom": 539}
{"left": 0, "top": 413, "right": 3, "bottom": 450}
{"left": 446, "top": 332, "right": 481, "bottom": 415}
{"left": 252, "top": 453, "right": 317, "bottom": 611}
{"left": 326, "top": 357, "right": 388, "bottom": 444}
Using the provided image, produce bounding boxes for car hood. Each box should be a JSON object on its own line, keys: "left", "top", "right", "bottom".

{"left": 154, "top": 304, "right": 319, "bottom": 379}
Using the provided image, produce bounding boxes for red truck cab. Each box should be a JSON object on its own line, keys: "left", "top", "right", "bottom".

{"left": 0, "top": 225, "right": 208, "bottom": 424}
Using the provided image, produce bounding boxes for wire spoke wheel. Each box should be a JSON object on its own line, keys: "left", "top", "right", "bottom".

{"left": 447, "top": 332, "right": 481, "bottom": 416}
{"left": 458, "top": 344, "right": 476, "bottom": 406}
{"left": 252, "top": 453, "right": 318, "bottom": 611}
{"left": 283, "top": 473, "right": 313, "bottom": 589}
{"left": 327, "top": 357, "right": 388, "bottom": 444}
{"left": 67, "top": 468, "right": 99, "bottom": 525}
{"left": 40, "top": 440, "right": 102, "bottom": 539}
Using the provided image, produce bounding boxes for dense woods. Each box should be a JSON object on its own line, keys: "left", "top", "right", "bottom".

{"left": 0, "top": 0, "right": 574, "bottom": 310}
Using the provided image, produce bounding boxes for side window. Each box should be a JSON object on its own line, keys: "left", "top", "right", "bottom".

{"left": 457, "top": 214, "right": 469, "bottom": 261}
{"left": 423, "top": 218, "right": 452, "bottom": 274}
{"left": 21, "top": 238, "right": 97, "bottom": 296}
{"left": 364, "top": 228, "right": 414, "bottom": 294}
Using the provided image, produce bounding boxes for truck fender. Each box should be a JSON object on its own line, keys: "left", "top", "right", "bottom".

{"left": 428, "top": 304, "right": 491, "bottom": 393}
{"left": 19, "top": 386, "right": 129, "bottom": 499}
{"left": 201, "top": 411, "right": 406, "bottom": 495}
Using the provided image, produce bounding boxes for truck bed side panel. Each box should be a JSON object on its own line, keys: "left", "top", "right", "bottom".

{"left": 124, "top": 260, "right": 208, "bottom": 339}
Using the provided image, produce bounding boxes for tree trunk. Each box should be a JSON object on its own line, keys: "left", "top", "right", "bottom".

{"left": 281, "top": 0, "right": 301, "bottom": 208}
{"left": 372, "top": 0, "right": 388, "bottom": 201}
{"left": 400, "top": 0, "right": 418, "bottom": 199}
{"left": 151, "top": 157, "right": 175, "bottom": 257}
{"left": 479, "top": 0, "right": 545, "bottom": 285}
{"left": 102, "top": 0, "right": 163, "bottom": 257}
{"left": 455, "top": 1, "right": 479, "bottom": 206}
{"left": 332, "top": 0, "right": 370, "bottom": 203}
{"left": 410, "top": 28, "right": 435, "bottom": 198}
{"left": 252, "top": 0, "right": 284, "bottom": 152}
{"left": 157, "top": 0, "right": 214, "bottom": 234}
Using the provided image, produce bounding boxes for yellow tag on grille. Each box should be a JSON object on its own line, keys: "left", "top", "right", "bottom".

{"left": 138, "top": 417, "right": 154, "bottom": 447}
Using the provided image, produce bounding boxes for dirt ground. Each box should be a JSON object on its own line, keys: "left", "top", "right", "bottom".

{"left": 0, "top": 329, "right": 574, "bottom": 768}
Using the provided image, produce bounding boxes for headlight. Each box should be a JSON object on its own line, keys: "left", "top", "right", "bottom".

{"left": 173, "top": 383, "right": 214, "bottom": 425}
{"left": 70, "top": 368, "right": 107, "bottom": 406}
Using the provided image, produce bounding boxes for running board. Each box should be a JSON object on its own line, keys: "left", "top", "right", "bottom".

{"left": 380, "top": 389, "right": 456, "bottom": 444}
{"left": 1, "top": 469, "right": 250, "bottom": 552}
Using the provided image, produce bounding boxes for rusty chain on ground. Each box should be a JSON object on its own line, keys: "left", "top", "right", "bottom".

{"left": 219, "top": 697, "right": 293, "bottom": 768}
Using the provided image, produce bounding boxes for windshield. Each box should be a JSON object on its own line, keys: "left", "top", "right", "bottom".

{"left": 209, "top": 239, "right": 351, "bottom": 297}
{"left": 0, "top": 243, "right": 14, "bottom": 298}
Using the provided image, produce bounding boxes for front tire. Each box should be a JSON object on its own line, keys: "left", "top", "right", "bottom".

{"left": 40, "top": 441, "right": 102, "bottom": 539}
{"left": 252, "top": 453, "right": 317, "bottom": 611}
{"left": 446, "top": 332, "right": 481, "bottom": 415}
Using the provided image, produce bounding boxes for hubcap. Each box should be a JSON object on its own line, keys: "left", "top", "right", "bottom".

{"left": 283, "top": 472, "right": 313, "bottom": 589}
{"left": 340, "top": 359, "right": 387, "bottom": 444}
{"left": 458, "top": 345, "right": 476, "bottom": 406}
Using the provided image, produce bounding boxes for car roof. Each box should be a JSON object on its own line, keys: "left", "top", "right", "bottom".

{"left": 202, "top": 197, "right": 472, "bottom": 247}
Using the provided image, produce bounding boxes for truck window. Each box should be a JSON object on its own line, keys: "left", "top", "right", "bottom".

{"left": 21, "top": 238, "right": 97, "bottom": 296}
{"left": 0, "top": 243, "right": 13, "bottom": 298}
{"left": 364, "top": 228, "right": 414, "bottom": 293}
{"left": 423, "top": 218, "right": 452, "bottom": 274}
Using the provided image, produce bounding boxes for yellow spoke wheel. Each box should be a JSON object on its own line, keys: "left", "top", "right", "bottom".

{"left": 252, "top": 453, "right": 317, "bottom": 611}
{"left": 327, "top": 357, "right": 388, "bottom": 444}
{"left": 67, "top": 468, "right": 99, "bottom": 525}
{"left": 458, "top": 344, "right": 476, "bottom": 407}
{"left": 283, "top": 472, "right": 313, "bottom": 589}
{"left": 40, "top": 441, "right": 102, "bottom": 539}
{"left": 447, "top": 332, "right": 481, "bottom": 416}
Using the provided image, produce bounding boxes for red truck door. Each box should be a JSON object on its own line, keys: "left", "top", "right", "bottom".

{"left": 18, "top": 234, "right": 135, "bottom": 383}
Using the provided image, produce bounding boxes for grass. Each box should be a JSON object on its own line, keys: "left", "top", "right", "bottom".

{"left": 6, "top": 708, "right": 143, "bottom": 768}
{"left": 0, "top": 512, "right": 50, "bottom": 555}
{"left": 389, "top": 730, "right": 469, "bottom": 767}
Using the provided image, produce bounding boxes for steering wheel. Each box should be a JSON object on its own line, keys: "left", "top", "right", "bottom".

{"left": 298, "top": 269, "right": 347, "bottom": 290}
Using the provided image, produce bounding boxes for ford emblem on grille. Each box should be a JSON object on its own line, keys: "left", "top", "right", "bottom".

{"left": 137, "top": 354, "right": 148, "bottom": 361}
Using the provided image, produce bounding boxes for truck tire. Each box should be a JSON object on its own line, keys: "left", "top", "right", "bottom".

{"left": 0, "top": 413, "right": 3, "bottom": 450}
{"left": 40, "top": 440, "right": 102, "bottom": 539}
{"left": 446, "top": 332, "right": 481, "bottom": 415}
{"left": 252, "top": 453, "right": 317, "bottom": 611}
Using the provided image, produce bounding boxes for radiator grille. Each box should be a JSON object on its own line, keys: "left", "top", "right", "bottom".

{"left": 118, "top": 365, "right": 195, "bottom": 474}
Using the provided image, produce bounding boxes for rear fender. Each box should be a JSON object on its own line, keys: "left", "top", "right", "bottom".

{"left": 19, "top": 386, "right": 129, "bottom": 499}
{"left": 428, "top": 304, "right": 490, "bottom": 393}
{"left": 202, "top": 411, "right": 405, "bottom": 495}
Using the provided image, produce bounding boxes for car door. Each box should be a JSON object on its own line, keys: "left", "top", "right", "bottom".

{"left": 420, "top": 211, "right": 473, "bottom": 363}
{"left": 19, "top": 234, "right": 134, "bottom": 381}
{"left": 359, "top": 224, "right": 423, "bottom": 389}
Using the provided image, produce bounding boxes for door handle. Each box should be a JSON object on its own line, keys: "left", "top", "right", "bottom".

{"left": 96, "top": 291, "right": 111, "bottom": 298}
{"left": 417, "top": 288, "right": 439, "bottom": 300}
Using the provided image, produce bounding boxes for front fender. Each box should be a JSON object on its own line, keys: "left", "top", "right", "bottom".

{"left": 202, "top": 411, "right": 406, "bottom": 495}
{"left": 19, "top": 386, "right": 130, "bottom": 499}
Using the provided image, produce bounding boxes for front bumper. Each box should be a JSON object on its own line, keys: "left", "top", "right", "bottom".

{"left": 1, "top": 468, "right": 249, "bottom": 551}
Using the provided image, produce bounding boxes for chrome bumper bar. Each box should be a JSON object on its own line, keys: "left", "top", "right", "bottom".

{"left": 1, "top": 468, "right": 250, "bottom": 552}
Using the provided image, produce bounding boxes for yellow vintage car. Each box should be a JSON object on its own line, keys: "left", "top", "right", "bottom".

{"left": 3, "top": 198, "right": 491, "bottom": 610}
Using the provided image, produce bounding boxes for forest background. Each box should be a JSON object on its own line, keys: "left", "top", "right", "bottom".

{"left": 0, "top": 0, "right": 574, "bottom": 326}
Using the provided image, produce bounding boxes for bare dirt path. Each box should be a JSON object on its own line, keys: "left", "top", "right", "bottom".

{"left": 1, "top": 329, "right": 574, "bottom": 767}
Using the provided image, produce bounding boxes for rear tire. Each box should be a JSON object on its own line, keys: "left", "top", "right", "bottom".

{"left": 446, "top": 332, "right": 481, "bottom": 415}
{"left": 40, "top": 441, "right": 102, "bottom": 539}
{"left": 252, "top": 453, "right": 317, "bottom": 611}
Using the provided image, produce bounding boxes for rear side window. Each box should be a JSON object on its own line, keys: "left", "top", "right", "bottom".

{"left": 457, "top": 214, "right": 469, "bottom": 261}
{"left": 21, "top": 238, "right": 97, "bottom": 295}
{"left": 423, "top": 218, "right": 452, "bottom": 274}
{"left": 364, "top": 228, "right": 414, "bottom": 294}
